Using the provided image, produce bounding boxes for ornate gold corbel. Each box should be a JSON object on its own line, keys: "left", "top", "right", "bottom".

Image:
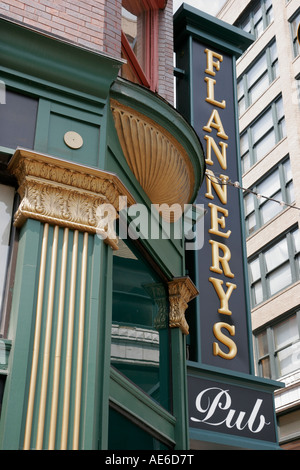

{"left": 168, "top": 277, "right": 199, "bottom": 335}
{"left": 8, "top": 148, "right": 135, "bottom": 250}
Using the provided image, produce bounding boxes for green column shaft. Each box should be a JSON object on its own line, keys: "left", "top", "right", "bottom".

{"left": 0, "top": 220, "right": 112, "bottom": 450}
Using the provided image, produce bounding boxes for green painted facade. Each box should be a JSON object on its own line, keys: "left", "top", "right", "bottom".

{"left": 0, "top": 6, "right": 284, "bottom": 450}
{"left": 0, "top": 17, "right": 205, "bottom": 450}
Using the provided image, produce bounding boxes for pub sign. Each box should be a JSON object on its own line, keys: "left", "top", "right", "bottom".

{"left": 188, "top": 375, "right": 277, "bottom": 443}
{"left": 192, "top": 40, "right": 251, "bottom": 374}
{"left": 175, "top": 5, "right": 283, "bottom": 449}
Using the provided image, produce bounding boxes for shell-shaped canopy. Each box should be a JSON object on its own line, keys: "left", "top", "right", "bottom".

{"left": 111, "top": 100, "right": 195, "bottom": 220}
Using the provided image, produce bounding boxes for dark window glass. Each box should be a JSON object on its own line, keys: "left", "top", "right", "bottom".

{"left": 0, "top": 91, "right": 38, "bottom": 150}
{"left": 112, "top": 238, "right": 170, "bottom": 411}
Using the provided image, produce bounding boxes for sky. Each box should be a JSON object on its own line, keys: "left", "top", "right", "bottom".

{"left": 173, "top": 0, "right": 227, "bottom": 16}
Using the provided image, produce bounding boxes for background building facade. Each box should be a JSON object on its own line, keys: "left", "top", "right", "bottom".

{"left": 218, "top": 0, "right": 300, "bottom": 450}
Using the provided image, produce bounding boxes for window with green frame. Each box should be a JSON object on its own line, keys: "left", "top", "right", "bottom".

{"left": 244, "top": 157, "right": 294, "bottom": 236}
{"left": 290, "top": 9, "right": 300, "bottom": 59}
{"left": 240, "top": 95, "right": 286, "bottom": 173}
{"left": 255, "top": 311, "right": 300, "bottom": 380}
{"left": 248, "top": 227, "right": 300, "bottom": 307}
{"left": 237, "top": 40, "right": 278, "bottom": 115}
{"left": 236, "top": 0, "right": 273, "bottom": 39}
{"left": 111, "top": 237, "right": 171, "bottom": 411}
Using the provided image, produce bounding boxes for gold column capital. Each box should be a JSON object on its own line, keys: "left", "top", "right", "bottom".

{"left": 8, "top": 148, "right": 135, "bottom": 250}
{"left": 168, "top": 277, "right": 198, "bottom": 335}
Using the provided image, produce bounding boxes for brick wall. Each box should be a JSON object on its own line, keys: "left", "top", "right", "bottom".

{"left": 158, "top": 0, "right": 174, "bottom": 104}
{"left": 103, "top": 0, "right": 122, "bottom": 57}
{"left": 0, "top": 0, "right": 174, "bottom": 103}
{"left": 0, "top": 0, "right": 122, "bottom": 57}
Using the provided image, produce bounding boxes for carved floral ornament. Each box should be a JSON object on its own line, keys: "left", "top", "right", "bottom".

{"left": 8, "top": 148, "right": 136, "bottom": 250}
{"left": 168, "top": 277, "right": 199, "bottom": 335}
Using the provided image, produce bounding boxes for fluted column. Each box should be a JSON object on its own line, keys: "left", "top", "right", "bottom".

{"left": 7, "top": 148, "right": 135, "bottom": 450}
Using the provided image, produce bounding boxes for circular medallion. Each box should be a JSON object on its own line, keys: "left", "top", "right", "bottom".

{"left": 64, "top": 131, "right": 83, "bottom": 149}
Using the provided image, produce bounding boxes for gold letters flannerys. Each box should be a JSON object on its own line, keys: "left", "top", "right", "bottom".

{"left": 203, "top": 49, "right": 238, "bottom": 361}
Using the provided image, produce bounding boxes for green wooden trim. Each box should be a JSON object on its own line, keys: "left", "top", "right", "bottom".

{"left": 0, "top": 66, "right": 107, "bottom": 112}
{"left": 174, "top": 4, "right": 254, "bottom": 58}
{"left": 110, "top": 367, "right": 176, "bottom": 448}
{"left": 170, "top": 329, "right": 189, "bottom": 450}
{"left": 173, "top": 35, "right": 194, "bottom": 126}
{"left": 34, "top": 99, "right": 51, "bottom": 154}
{"left": 0, "top": 17, "right": 122, "bottom": 102}
{"left": 190, "top": 427, "right": 282, "bottom": 451}
{"left": 33, "top": 98, "right": 104, "bottom": 162}
{"left": 187, "top": 364, "right": 284, "bottom": 393}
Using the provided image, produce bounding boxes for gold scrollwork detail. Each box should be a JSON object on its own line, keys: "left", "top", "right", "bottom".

{"left": 168, "top": 277, "right": 198, "bottom": 335}
{"left": 9, "top": 148, "right": 135, "bottom": 249}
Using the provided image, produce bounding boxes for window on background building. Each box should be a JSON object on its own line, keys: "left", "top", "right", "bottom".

{"left": 290, "top": 10, "right": 300, "bottom": 58}
{"left": 255, "top": 311, "right": 300, "bottom": 380}
{"left": 237, "top": 40, "right": 278, "bottom": 115}
{"left": 248, "top": 227, "right": 300, "bottom": 307}
{"left": 121, "top": 0, "right": 166, "bottom": 91}
{"left": 244, "top": 158, "right": 294, "bottom": 236}
{"left": 237, "top": 0, "right": 273, "bottom": 40}
{"left": 240, "top": 95, "right": 286, "bottom": 173}
{"left": 111, "top": 237, "right": 171, "bottom": 412}
{"left": 278, "top": 409, "right": 300, "bottom": 450}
